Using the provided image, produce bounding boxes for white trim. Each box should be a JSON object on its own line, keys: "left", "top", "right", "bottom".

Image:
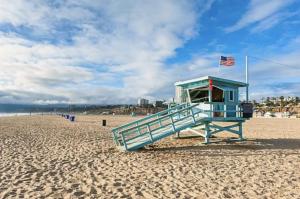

{"left": 246, "top": 56, "right": 249, "bottom": 102}
{"left": 175, "top": 76, "right": 209, "bottom": 86}
{"left": 175, "top": 76, "right": 247, "bottom": 87}
{"left": 187, "top": 89, "right": 191, "bottom": 103}
{"left": 213, "top": 85, "right": 230, "bottom": 91}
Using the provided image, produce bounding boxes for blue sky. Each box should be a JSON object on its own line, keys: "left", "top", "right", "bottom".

{"left": 0, "top": 0, "right": 299, "bottom": 104}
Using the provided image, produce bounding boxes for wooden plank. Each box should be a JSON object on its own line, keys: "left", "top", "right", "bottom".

{"left": 112, "top": 103, "right": 189, "bottom": 132}
{"left": 125, "top": 117, "right": 206, "bottom": 150}
{"left": 113, "top": 100, "right": 248, "bottom": 150}
{"left": 118, "top": 103, "right": 199, "bottom": 134}
{"left": 181, "top": 128, "right": 205, "bottom": 137}
{"left": 147, "top": 124, "right": 154, "bottom": 142}
{"left": 121, "top": 133, "right": 128, "bottom": 150}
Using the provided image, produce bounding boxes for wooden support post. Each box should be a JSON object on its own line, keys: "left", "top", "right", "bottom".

{"left": 147, "top": 124, "right": 154, "bottom": 142}
{"left": 136, "top": 122, "right": 141, "bottom": 135}
{"left": 238, "top": 122, "right": 244, "bottom": 140}
{"left": 113, "top": 130, "right": 118, "bottom": 145}
{"left": 190, "top": 107, "right": 196, "bottom": 124}
{"left": 209, "top": 86, "right": 213, "bottom": 117}
{"left": 206, "top": 121, "right": 245, "bottom": 143}
{"left": 121, "top": 132, "right": 128, "bottom": 150}
{"left": 224, "top": 104, "right": 227, "bottom": 118}
{"left": 187, "top": 89, "right": 191, "bottom": 103}
{"left": 170, "top": 116, "right": 176, "bottom": 131}
{"left": 157, "top": 115, "right": 162, "bottom": 127}
{"left": 204, "top": 122, "right": 211, "bottom": 144}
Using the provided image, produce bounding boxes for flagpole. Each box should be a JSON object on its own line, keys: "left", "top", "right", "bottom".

{"left": 245, "top": 55, "right": 249, "bottom": 102}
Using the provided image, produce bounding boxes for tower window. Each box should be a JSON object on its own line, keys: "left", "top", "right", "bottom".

{"left": 229, "top": 90, "right": 234, "bottom": 101}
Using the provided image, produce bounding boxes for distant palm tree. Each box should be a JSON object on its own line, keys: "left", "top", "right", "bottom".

{"left": 279, "top": 96, "right": 284, "bottom": 111}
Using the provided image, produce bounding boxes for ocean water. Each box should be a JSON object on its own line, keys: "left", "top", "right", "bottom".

{"left": 0, "top": 113, "right": 47, "bottom": 117}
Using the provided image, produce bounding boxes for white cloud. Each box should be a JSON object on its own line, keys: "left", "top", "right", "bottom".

{"left": 171, "top": 49, "right": 300, "bottom": 101}
{"left": 3, "top": 0, "right": 298, "bottom": 104}
{"left": 225, "top": 0, "right": 295, "bottom": 32}
{"left": 246, "top": 51, "right": 300, "bottom": 99}
{"left": 250, "top": 11, "right": 297, "bottom": 33}
{"left": 0, "top": 0, "right": 215, "bottom": 104}
{"left": 250, "top": 52, "right": 300, "bottom": 81}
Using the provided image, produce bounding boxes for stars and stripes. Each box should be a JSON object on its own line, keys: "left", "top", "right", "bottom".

{"left": 220, "top": 56, "right": 235, "bottom": 66}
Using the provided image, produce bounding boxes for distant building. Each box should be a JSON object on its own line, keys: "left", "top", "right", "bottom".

{"left": 271, "top": 98, "right": 278, "bottom": 104}
{"left": 152, "top": 100, "right": 164, "bottom": 108}
{"left": 285, "top": 96, "right": 295, "bottom": 102}
{"left": 264, "top": 112, "right": 275, "bottom": 118}
{"left": 261, "top": 96, "right": 298, "bottom": 104}
{"left": 138, "top": 98, "right": 149, "bottom": 107}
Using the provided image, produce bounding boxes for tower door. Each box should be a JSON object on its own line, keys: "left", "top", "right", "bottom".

{"left": 212, "top": 86, "right": 224, "bottom": 117}
{"left": 212, "top": 86, "right": 224, "bottom": 102}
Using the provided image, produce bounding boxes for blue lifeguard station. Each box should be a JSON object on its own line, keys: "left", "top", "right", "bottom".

{"left": 112, "top": 76, "right": 252, "bottom": 151}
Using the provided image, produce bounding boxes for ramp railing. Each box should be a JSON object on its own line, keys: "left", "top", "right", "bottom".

{"left": 199, "top": 102, "right": 243, "bottom": 118}
{"left": 112, "top": 102, "right": 247, "bottom": 150}
{"left": 112, "top": 103, "right": 202, "bottom": 150}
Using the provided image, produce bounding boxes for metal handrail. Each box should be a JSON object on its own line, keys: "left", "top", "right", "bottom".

{"left": 118, "top": 103, "right": 199, "bottom": 135}
{"left": 123, "top": 109, "right": 203, "bottom": 143}
{"left": 113, "top": 102, "right": 245, "bottom": 148}
{"left": 112, "top": 103, "right": 189, "bottom": 132}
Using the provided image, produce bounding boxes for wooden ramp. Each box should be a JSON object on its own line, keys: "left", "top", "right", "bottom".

{"left": 112, "top": 103, "right": 205, "bottom": 151}
{"left": 112, "top": 102, "right": 247, "bottom": 151}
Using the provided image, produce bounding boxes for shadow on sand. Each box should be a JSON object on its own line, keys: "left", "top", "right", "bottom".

{"left": 145, "top": 137, "right": 300, "bottom": 154}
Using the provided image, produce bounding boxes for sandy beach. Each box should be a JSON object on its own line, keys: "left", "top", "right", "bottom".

{"left": 0, "top": 115, "right": 300, "bottom": 198}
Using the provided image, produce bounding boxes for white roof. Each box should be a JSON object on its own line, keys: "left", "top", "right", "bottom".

{"left": 175, "top": 76, "right": 247, "bottom": 87}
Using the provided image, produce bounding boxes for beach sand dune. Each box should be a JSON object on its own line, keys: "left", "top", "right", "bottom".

{"left": 0, "top": 116, "right": 300, "bottom": 198}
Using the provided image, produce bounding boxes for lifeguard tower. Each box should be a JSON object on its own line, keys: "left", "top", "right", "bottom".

{"left": 112, "top": 76, "right": 252, "bottom": 151}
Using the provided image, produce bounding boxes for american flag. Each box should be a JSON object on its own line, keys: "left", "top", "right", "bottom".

{"left": 220, "top": 56, "right": 235, "bottom": 66}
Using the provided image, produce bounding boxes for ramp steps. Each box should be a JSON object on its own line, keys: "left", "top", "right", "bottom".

{"left": 112, "top": 103, "right": 204, "bottom": 151}
{"left": 112, "top": 102, "right": 246, "bottom": 151}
